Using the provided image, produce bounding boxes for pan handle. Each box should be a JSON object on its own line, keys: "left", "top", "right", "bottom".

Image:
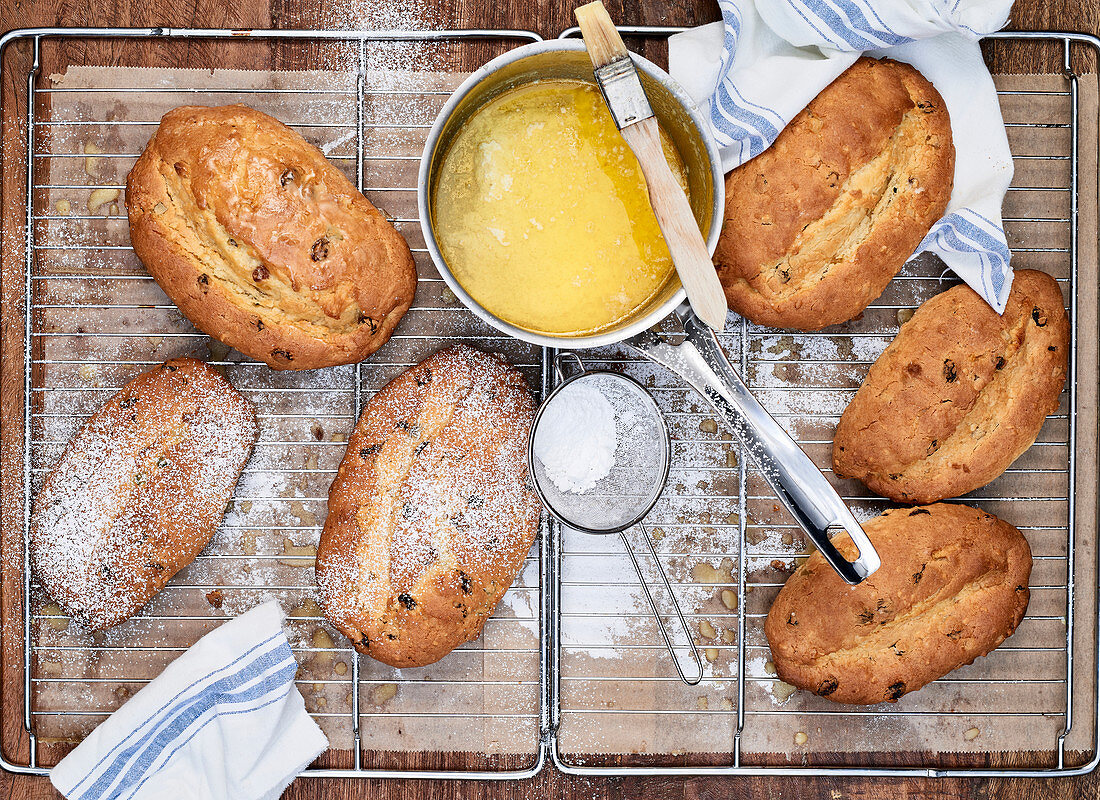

{"left": 626, "top": 302, "right": 880, "bottom": 585}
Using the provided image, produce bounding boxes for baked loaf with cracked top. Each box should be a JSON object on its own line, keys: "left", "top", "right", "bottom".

{"left": 30, "top": 358, "right": 257, "bottom": 630}
{"left": 765, "top": 503, "right": 1031, "bottom": 705}
{"left": 833, "top": 269, "right": 1069, "bottom": 504}
{"left": 715, "top": 57, "right": 954, "bottom": 330}
{"left": 316, "top": 345, "right": 540, "bottom": 668}
{"left": 126, "top": 104, "right": 416, "bottom": 370}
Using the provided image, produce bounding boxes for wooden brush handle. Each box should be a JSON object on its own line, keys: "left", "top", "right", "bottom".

{"left": 621, "top": 117, "right": 728, "bottom": 331}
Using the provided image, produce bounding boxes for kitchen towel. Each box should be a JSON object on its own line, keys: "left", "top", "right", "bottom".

{"left": 669, "top": 0, "right": 1016, "bottom": 312}
{"left": 51, "top": 601, "right": 328, "bottom": 800}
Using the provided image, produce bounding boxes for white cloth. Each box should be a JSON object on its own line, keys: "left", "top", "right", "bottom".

{"left": 669, "top": 0, "right": 1016, "bottom": 312}
{"left": 51, "top": 601, "right": 328, "bottom": 800}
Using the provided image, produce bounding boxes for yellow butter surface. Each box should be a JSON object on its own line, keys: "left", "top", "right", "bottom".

{"left": 432, "top": 79, "right": 688, "bottom": 336}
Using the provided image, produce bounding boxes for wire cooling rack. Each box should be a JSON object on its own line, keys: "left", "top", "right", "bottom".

{"left": 0, "top": 25, "right": 1097, "bottom": 781}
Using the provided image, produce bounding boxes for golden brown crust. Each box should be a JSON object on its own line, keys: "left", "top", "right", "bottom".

{"left": 833, "top": 269, "right": 1069, "bottom": 504}
{"left": 315, "top": 345, "right": 540, "bottom": 668}
{"left": 715, "top": 57, "right": 954, "bottom": 331}
{"left": 764, "top": 503, "right": 1031, "bottom": 705}
{"left": 126, "top": 104, "right": 417, "bottom": 370}
{"left": 30, "top": 358, "right": 258, "bottom": 630}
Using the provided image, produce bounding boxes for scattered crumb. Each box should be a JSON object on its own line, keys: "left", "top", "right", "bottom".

{"left": 764, "top": 660, "right": 777, "bottom": 676}
{"left": 279, "top": 538, "right": 317, "bottom": 568}
{"left": 113, "top": 685, "right": 131, "bottom": 705}
{"left": 239, "top": 529, "right": 258, "bottom": 556}
{"left": 721, "top": 628, "right": 736, "bottom": 644}
{"left": 238, "top": 500, "right": 252, "bottom": 514}
{"left": 109, "top": 203, "right": 120, "bottom": 216}
{"left": 331, "top": 432, "right": 348, "bottom": 443}
{"left": 964, "top": 727, "right": 980, "bottom": 741}
{"left": 698, "top": 620, "right": 717, "bottom": 640}
{"left": 41, "top": 602, "right": 69, "bottom": 631}
{"left": 55, "top": 199, "right": 71, "bottom": 215}
{"left": 83, "top": 141, "right": 103, "bottom": 175}
{"left": 698, "top": 418, "right": 718, "bottom": 434}
{"left": 897, "top": 308, "right": 915, "bottom": 326}
{"left": 290, "top": 500, "right": 318, "bottom": 527}
{"left": 691, "top": 557, "right": 734, "bottom": 584}
{"left": 781, "top": 531, "right": 794, "bottom": 546}
{"left": 725, "top": 450, "right": 738, "bottom": 468}
{"left": 695, "top": 696, "right": 708, "bottom": 710}
{"left": 310, "top": 422, "right": 325, "bottom": 441}
{"left": 440, "top": 286, "right": 457, "bottom": 305}
{"left": 720, "top": 589, "right": 737, "bottom": 611}
{"left": 372, "top": 683, "right": 398, "bottom": 705}
{"left": 334, "top": 661, "right": 348, "bottom": 676}
{"left": 78, "top": 363, "right": 100, "bottom": 383}
{"left": 794, "top": 731, "right": 808, "bottom": 745}
{"left": 772, "top": 680, "right": 797, "bottom": 703}
{"left": 310, "top": 628, "right": 335, "bottom": 671}
{"left": 205, "top": 589, "right": 224, "bottom": 609}
{"left": 650, "top": 527, "right": 664, "bottom": 541}
{"left": 87, "top": 187, "right": 118, "bottom": 213}
{"left": 719, "top": 697, "right": 734, "bottom": 711}
{"left": 289, "top": 598, "right": 323, "bottom": 618}
{"left": 704, "top": 647, "right": 718, "bottom": 662}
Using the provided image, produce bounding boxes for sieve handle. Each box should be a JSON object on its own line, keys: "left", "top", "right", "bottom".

{"left": 626, "top": 302, "right": 880, "bottom": 585}
{"left": 620, "top": 524, "right": 704, "bottom": 685}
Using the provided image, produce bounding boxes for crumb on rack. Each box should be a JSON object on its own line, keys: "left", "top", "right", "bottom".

{"left": 83, "top": 141, "right": 103, "bottom": 176}
{"left": 691, "top": 557, "right": 734, "bottom": 584}
{"left": 289, "top": 597, "right": 322, "bottom": 618}
{"left": 279, "top": 538, "right": 317, "bottom": 568}
{"left": 87, "top": 187, "right": 118, "bottom": 213}
{"left": 373, "top": 683, "right": 398, "bottom": 705}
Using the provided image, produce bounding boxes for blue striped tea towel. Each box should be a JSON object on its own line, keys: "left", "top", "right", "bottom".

{"left": 669, "top": 0, "right": 1016, "bottom": 313}
{"left": 51, "top": 601, "right": 328, "bottom": 800}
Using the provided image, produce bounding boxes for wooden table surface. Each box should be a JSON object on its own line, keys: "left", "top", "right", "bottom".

{"left": 2, "top": 0, "right": 1098, "bottom": 798}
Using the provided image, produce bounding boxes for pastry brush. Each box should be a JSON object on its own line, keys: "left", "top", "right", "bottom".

{"left": 574, "top": 0, "right": 728, "bottom": 331}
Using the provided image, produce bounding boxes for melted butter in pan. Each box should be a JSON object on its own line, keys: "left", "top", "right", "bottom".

{"left": 432, "top": 79, "right": 689, "bottom": 336}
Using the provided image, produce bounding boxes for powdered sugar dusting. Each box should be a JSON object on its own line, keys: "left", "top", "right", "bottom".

{"left": 317, "top": 345, "right": 539, "bottom": 660}
{"left": 31, "top": 360, "right": 258, "bottom": 630}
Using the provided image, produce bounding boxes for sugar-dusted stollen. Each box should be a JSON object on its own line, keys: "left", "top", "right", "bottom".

{"left": 31, "top": 358, "right": 258, "bottom": 630}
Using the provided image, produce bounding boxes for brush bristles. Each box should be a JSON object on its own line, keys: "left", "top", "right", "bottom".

{"left": 575, "top": 1, "right": 628, "bottom": 68}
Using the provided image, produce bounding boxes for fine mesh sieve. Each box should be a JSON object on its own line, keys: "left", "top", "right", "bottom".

{"left": 529, "top": 353, "right": 702, "bottom": 684}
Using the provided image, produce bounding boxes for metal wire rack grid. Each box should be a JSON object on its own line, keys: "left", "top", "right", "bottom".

{"left": 0, "top": 24, "right": 1097, "bottom": 783}
{"left": 547, "top": 29, "right": 1100, "bottom": 778}
{"left": 1, "top": 28, "right": 553, "bottom": 780}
